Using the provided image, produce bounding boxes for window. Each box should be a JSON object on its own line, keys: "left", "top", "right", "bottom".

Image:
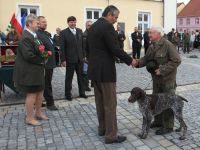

{"left": 196, "top": 18, "right": 199, "bottom": 25}
{"left": 187, "top": 19, "right": 190, "bottom": 25}
{"left": 17, "top": 3, "right": 41, "bottom": 17}
{"left": 86, "top": 9, "right": 101, "bottom": 23}
{"left": 180, "top": 19, "right": 183, "bottom": 25}
{"left": 138, "top": 13, "right": 150, "bottom": 35}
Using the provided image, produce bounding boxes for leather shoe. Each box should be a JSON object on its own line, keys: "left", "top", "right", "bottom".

{"left": 105, "top": 136, "right": 126, "bottom": 144}
{"left": 98, "top": 133, "right": 105, "bottom": 136}
{"left": 156, "top": 127, "right": 173, "bottom": 135}
{"left": 85, "top": 87, "right": 91, "bottom": 91}
{"left": 66, "top": 96, "right": 72, "bottom": 101}
{"left": 35, "top": 114, "right": 49, "bottom": 120}
{"left": 41, "top": 103, "right": 46, "bottom": 107}
{"left": 150, "top": 122, "right": 163, "bottom": 128}
{"left": 26, "top": 120, "right": 42, "bottom": 126}
{"left": 79, "top": 94, "right": 88, "bottom": 99}
{"left": 47, "top": 105, "right": 58, "bottom": 110}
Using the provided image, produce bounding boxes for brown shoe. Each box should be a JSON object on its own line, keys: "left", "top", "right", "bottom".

{"left": 26, "top": 120, "right": 42, "bottom": 126}
{"left": 47, "top": 105, "right": 58, "bottom": 110}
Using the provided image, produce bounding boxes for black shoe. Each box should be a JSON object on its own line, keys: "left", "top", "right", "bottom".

{"left": 120, "top": 60, "right": 124, "bottom": 63}
{"left": 66, "top": 96, "right": 72, "bottom": 101}
{"left": 150, "top": 122, "right": 163, "bottom": 128}
{"left": 47, "top": 105, "right": 58, "bottom": 110}
{"left": 98, "top": 133, "right": 105, "bottom": 136}
{"left": 155, "top": 127, "right": 173, "bottom": 135}
{"left": 41, "top": 103, "right": 46, "bottom": 107}
{"left": 79, "top": 94, "right": 88, "bottom": 99}
{"left": 105, "top": 136, "right": 127, "bottom": 144}
{"left": 85, "top": 86, "right": 91, "bottom": 91}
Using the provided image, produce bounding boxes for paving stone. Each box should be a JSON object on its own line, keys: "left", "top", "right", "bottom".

{"left": 136, "top": 145, "right": 151, "bottom": 150}
{"left": 158, "top": 139, "right": 174, "bottom": 147}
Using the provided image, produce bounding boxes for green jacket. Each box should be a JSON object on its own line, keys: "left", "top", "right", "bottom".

{"left": 183, "top": 33, "right": 190, "bottom": 43}
{"left": 138, "top": 37, "right": 181, "bottom": 84}
{"left": 13, "top": 30, "right": 45, "bottom": 86}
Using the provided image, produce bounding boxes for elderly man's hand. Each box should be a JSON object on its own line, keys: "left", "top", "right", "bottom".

{"left": 131, "top": 59, "right": 138, "bottom": 68}
{"left": 62, "top": 61, "right": 66, "bottom": 67}
{"left": 155, "top": 69, "right": 161, "bottom": 75}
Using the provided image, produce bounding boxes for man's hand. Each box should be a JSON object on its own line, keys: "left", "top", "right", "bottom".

{"left": 137, "top": 39, "right": 140, "bottom": 42}
{"left": 9, "top": 41, "right": 13, "bottom": 45}
{"left": 45, "top": 59, "right": 48, "bottom": 64}
{"left": 62, "top": 61, "right": 66, "bottom": 67}
{"left": 149, "top": 41, "right": 151, "bottom": 44}
{"left": 155, "top": 69, "right": 161, "bottom": 75}
{"left": 131, "top": 59, "right": 138, "bottom": 68}
{"left": 120, "top": 38, "right": 124, "bottom": 41}
{"left": 83, "top": 57, "right": 87, "bottom": 61}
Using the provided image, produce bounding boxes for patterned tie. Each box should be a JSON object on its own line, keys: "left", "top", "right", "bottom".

{"left": 73, "top": 29, "right": 76, "bottom": 35}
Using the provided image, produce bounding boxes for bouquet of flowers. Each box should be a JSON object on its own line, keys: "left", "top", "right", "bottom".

{"left": 39, "top": 45, "right": 52, "bottom": 59}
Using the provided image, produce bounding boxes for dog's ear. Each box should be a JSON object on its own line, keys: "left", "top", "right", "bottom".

{"left": 139, "top": 88, "right": 146, "bottom": 103}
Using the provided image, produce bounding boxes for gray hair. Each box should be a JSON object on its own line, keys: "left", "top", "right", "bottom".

{"left": 151, "top": 25, "right": 164, "bottom": 36}
{"left": 85, "top": 21, "right": 92, "bottom": 26}
{"left": 56, "top": 27, "right": 61, "bottom": 31}
{"left": 102, "top": 5, "right": 120, "bottom": 17}
{"left": 25, "top": 13, "right": 38, "bottom": 27}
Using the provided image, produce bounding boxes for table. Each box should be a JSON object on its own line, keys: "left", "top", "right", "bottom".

{"left": 0, "top": 66, "right": 18, "bottom": 102}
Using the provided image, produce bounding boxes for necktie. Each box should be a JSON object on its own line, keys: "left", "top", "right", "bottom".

{"left": 73, "top": 29, "right": 76, "bottom": 35}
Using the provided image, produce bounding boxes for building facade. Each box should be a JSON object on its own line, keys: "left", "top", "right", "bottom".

{"left": 177, "top": 2, "right": 185, "bottom": 15}
{"left": 0, "top": 0, "right": 176, "bottom": 52}
{"left": 177, "top": 0, "right": 200, "bottom": 33}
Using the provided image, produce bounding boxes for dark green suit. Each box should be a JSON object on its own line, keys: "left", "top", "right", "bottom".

{"left": 13, "top": 30, "right": 45, "bottom": 89}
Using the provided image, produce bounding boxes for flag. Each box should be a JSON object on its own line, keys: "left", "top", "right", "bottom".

{"left": 12, "top": 11, "right": 23, "bottom": 35}
{"left": 21, "top": 11, "right": 27, "bottom": 30}
{"left": 6, "top": 13, "right": 15, "bottom": 34}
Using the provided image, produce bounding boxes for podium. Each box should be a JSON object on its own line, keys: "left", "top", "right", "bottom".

{"left": 0, "top": 45, "right": 18, "bottom": 102}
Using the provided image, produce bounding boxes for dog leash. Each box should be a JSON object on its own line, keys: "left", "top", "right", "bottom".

{"left": 143, "top": 74, "right": 156, "bottom": 91}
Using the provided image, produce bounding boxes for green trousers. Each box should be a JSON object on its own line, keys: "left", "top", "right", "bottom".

{"left": 153, "top": 81, "right": 176, "bottom": 128}
{"left": 184, "top": 43, "right": 190, "bottom": 53}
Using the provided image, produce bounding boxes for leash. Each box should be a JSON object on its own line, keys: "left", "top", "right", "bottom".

{"left": 143, "top": 74, "right": 156, "bottom": 91}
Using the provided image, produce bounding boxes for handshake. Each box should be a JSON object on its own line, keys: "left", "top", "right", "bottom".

{"left": 131, "top": 59, "right": 139, "bottom": 68}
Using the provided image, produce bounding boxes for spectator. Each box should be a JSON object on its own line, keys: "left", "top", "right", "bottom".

{"left": 175, "top": 29, "right": 181, "bottom": 52}
{"left": 197, "top": 30, "right": 200, "bottom": 51}
{"left": 182, "top": 30, "right": 186, "bottom": 50}
{"left": 167, "top": 28, "right": 175, "bottom": 43}
{"left": 183, "top": 30, "right": 190, "bottom": 54}
{"left": 143, "top": 28, "right": 151, "bottom": 55}
{"left": 53, "top": 27, "right": 61, "bottom": 46}
{"left": 172, "top": 32, "right": 180, "bottom": 53}
{"left": 5, "top": 25, "right": 20, "bottom": 45}
{"left": 131, "top": 27, "right": 143, "bottom": 59}
{"left": 190, "top": 31, "right": 195, "bottom": 51}
{"left": 13, "top": 13, "right": 49, "bottom": 126}
{"left": 0, "top": 29, "right": 7, "bottom": 45}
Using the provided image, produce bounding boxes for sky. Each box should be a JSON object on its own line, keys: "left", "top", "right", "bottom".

{"left": 177, "top": 0, "right": 190, "bottom": 5}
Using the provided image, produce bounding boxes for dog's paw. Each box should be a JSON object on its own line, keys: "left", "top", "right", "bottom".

{"left": 179, "top": 136, "right": 186, "bottom": 140}
{"left": 175, "top": 128, "right": 181, "bottom": 132}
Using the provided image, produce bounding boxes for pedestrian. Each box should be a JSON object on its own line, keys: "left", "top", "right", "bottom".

{"left": 83, "top": 21, "right": 93, "bottom": 91}
{"left": 133, "top": 25, "right": 181, "bottom": 135}
{"left": 13, "top": 13, "right": 49, "bottom": 126}
{"left": 172, "top": 32, "right": 180, "bottom": 53}
{"left": 53, "top": 27, "right": 61, "bottom": 66}
{"left": 167, "top": 28, "right": 175, "bottom": 43}
{"left": 190, "top": 31, "right": 195, "bottom": 51}
{"left": 131, "top": 27, "right": 143, "bottom": 59}
{"left": 60, "top": 16, "right": 87, "bottom": 101}
{"left": 85, "top": 5, "right": 136, "bottom": 144}
{"left": 143, "top": 28, "right": 151, "bottom": 55}
{"left": 197, "top": 30, "right": 200, "bottom": 51}
{"left": 0, "top": 29, "right": 7, "bottom": 45}
{"left": 175, "top": 29, "right": 181, "bottom": 52}
{"left": 183, "top": 29, "right": 190, "bottom": 54}
{"left": 36, "top": 16, "right": 58, "bottom": 110}
{"left": 182, "top": 30, "right": 186, "bottom": 50}
{"left": 5, "top": 25, "right": 20, "bottom": 45}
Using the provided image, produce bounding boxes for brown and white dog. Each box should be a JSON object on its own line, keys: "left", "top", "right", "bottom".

{"left": 128, "top": 87, "right": 188, "bottom": 140}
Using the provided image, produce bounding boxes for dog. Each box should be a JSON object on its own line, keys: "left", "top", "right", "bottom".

{"left": 128, "top": 87, "right": 188, "bottom": 140}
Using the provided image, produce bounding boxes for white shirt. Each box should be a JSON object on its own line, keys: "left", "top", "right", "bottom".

{"left": 26, "top": 28, "right": 40, "bottom": 44}
{"left": 117, "top": 30, "right": 121, "bottom": 34}
{"left": 69, "top": 27, "right": 76, "bottom": 35}
{"left": 190, "top": 34, "right": 195, "bottom": 42}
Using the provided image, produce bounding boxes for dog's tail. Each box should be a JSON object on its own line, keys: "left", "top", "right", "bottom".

{"left": 178, "top": 96, "right": 188, "bottom": 102}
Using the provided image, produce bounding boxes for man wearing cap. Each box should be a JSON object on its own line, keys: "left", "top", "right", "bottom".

{"left": 167, "top": 28, "right": 175, "bottom": 43}
{"left": 134, "top": 25, "right": 181, "bottom": 135}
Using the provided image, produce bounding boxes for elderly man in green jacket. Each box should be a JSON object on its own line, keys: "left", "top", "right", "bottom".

{"left": 134, "top": 25, "right": 181, "bottom": 135}
{"left": 183, "top": 29, "right": 190, "bottom": 54}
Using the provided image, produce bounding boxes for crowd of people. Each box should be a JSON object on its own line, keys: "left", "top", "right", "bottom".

{"left": 0, "top": 5, "right": 199, "bottom": 144}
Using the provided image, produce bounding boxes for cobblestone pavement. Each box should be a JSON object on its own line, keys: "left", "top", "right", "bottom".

{"left": 0, "top": 83, "right": 200, "bottom": 150}
{"left": 1, "top": 48, "right": 200, "bottom": 104}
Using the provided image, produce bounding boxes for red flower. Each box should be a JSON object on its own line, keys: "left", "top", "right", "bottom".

{"left": 39, "top": 45, "right": 45, "bottom": 52}
{"left": 47, "top": 51, "right": 52, "bottom": 56}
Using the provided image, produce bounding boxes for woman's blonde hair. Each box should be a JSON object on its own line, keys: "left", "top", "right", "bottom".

{"left": 25, "top": 13, "right": 39, "bottom": 27}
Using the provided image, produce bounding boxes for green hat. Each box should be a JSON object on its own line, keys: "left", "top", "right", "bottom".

{"left": 146, "top": 60, "right": 159, "bottom": 74}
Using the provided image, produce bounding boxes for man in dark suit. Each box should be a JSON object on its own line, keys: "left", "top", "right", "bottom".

{"left": 60, "top": 16, "right": 87, "bottom": 101}
{"left": 86, "top": 5, "right": 137, "bottom": 144}
{"left": 131, "top": 27, "right": 143, "bottom": 59}
{"left": 143, "top": 28, "right": 151, "bottom": 55}
{"left": 36, "top": 16, "right": 58, "bottom": 110}
{"left": 167, "top": 28, "right": 175, "bottom": 43}
{"left": 115, "top": 25, "right": 126, "bottom": 63}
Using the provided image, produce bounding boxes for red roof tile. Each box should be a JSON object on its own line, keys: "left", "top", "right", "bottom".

{"left": 177, "top": 3, "right": 182, "bottom": 7}
{"left": 178, "top": 0, "right": 200, "bottom": 17}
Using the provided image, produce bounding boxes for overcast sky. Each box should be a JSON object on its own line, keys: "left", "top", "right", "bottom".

{"left": 177, "top": 0, "right": 190, "bottom": 5}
